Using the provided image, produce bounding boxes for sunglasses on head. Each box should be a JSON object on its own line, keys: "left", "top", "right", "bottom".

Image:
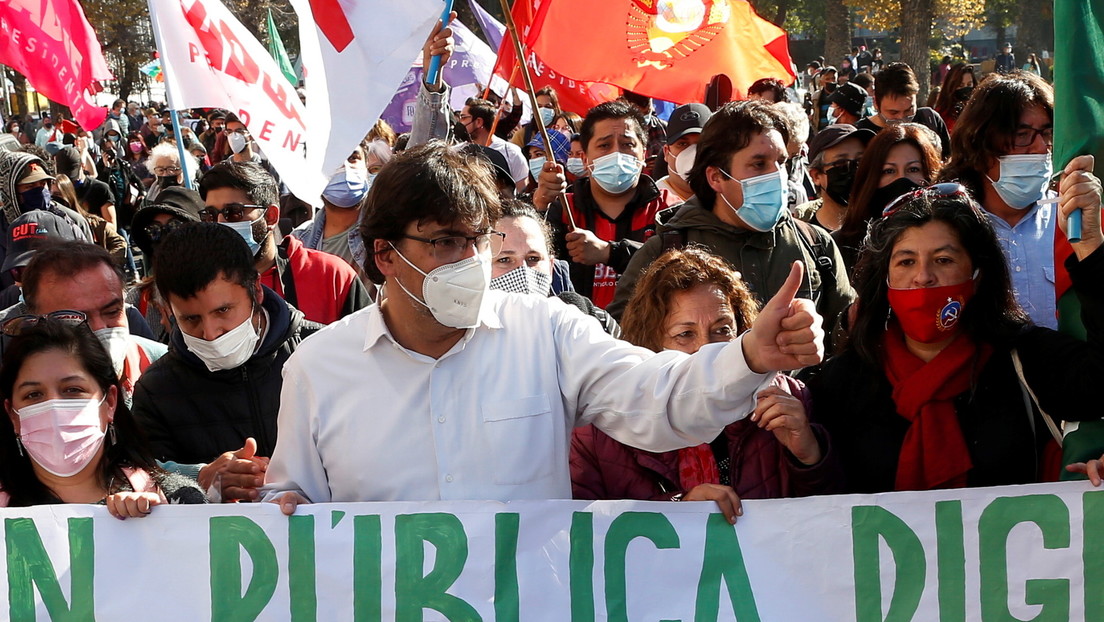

{"left": 2, "top": 310, "right": 88, "bottom": 337}
{"left": 880, "top": 182, "right": 970, "bottom": 220}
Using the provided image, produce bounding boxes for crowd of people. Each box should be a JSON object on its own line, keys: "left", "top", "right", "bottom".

{"left": 0, "top": 19, "right": 1099, "bottom": 528}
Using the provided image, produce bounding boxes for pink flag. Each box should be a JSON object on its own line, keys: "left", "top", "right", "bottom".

{"left": 0, "top": 0, "right": 113, "bottom": 130}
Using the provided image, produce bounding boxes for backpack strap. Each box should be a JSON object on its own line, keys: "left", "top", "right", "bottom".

{"left": 659, "top": 228, "right": 688, "bottom": 254}
{"left": 791, "top": 218, "right": 836, "bottom": 298}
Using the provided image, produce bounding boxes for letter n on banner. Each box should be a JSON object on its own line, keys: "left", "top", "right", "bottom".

{"left": 6, "top": 517, "right": 95, "bottom": 620}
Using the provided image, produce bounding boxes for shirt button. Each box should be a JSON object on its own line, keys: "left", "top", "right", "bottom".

{"left": 445, "top": 475, "right": 454, "bottom": 482}
{"left": 438, "top": 416, "right": 446, "bottom": 423}
{"left": 1015, "top": 266, "right": 1022, "bottom": 272}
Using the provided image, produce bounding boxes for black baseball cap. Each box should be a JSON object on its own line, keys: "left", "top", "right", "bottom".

{"left": 2, "top": 211, "right": 81, "bottom": 272}
{"left": 665, "top": 103, "right": 712, "bottom": 145}
{"left": 807, "top": 124, "right": 876, "bottom": 165}
{"left": 826, "top": 82, "right": 868, "bottom": 117}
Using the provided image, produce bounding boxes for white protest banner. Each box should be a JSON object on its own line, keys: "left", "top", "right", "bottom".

{"left": 290, "top": 0, "right": 439, "bottom": 177}
{"left": 0, "top": 482, "right": 1099, "bottom": 620}
{"left": 146, "top": 0, "right": 325, "bottom": 200}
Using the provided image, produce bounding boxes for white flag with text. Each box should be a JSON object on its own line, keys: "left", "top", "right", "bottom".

{"left": 147, "top": 0, "right": 325, "bottom": 199}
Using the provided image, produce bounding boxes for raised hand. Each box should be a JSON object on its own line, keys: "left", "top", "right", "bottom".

{"left": 741, "top": 261, "right": 824, "bottom": 373}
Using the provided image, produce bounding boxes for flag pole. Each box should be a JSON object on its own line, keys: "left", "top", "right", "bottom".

{"left": 425, "top": 0, "right": 456, "bottom": 86}
{"left": 145, "top": 0, "right": 193, "bottom": 190}
{"left": 497, "top": 0, "right": 576, "bottom": 230}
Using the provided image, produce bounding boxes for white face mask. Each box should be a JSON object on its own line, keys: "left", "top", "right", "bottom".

{"left": 180, "top": 309, "right": 260, "bottom": 372}
{"left": 673, "top": 143, "right": 697, "bottom": 181}
{"left": 93, "top": 327, "right": 130, "bottom": 377}
{"left": 227, "top": 132, "right": 249, "bottom": 154}
{"left": 390, "top": 245, "right": 491, "bottom": 329}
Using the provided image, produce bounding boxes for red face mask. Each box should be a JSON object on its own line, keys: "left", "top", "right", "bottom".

{"left": 887, "top": 277, "right": 975, "bottom": 344}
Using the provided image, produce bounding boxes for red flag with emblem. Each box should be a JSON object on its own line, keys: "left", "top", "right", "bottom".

{"left": 524, "top": 0, "right": 794, "bottom": 104}
{"left": 491, "top": 0, "right": 620, "bottom": 114}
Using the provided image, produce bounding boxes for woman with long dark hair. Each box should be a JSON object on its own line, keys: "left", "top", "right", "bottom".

{"left": 805, "top": 176, "right": 1104, "bottom": 493}
{"left": 933, "top": 63, "right": 977, "bottom": 133}
{"left": 832, "top": 123, "right": 944, "bottom": 274}
{"left": 0, "top": 315, "right": 204, "bottom": 514}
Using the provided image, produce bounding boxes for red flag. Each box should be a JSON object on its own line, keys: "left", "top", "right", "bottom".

{"left": 492, "top": 0, "right": 620, "bottom": 114}
{"left": 0, "top": 0, "right": 113, "bottom": 130}
{"left": 525, "top": 0, "right": 795, "bottom": 103}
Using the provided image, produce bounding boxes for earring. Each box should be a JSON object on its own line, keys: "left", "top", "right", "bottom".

{"left": 885, "top": 306, "right": 893, "bottom": 331}
{"left": 108, "top": 423, "right": 117, "bottom": 446}
{"left": 15, "top": 435, "right": 23, "bottom": 457}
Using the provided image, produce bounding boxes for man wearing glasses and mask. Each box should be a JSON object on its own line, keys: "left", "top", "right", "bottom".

{"left": 197, "top": 162, "right": 369, "bottom": 325}
{"left": 265, "top": 141, "right": 827, "bottom": 516}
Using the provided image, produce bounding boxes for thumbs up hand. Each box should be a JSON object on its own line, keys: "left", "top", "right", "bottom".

{"left": 741, "top": 262, "right": 824, "bottom": 373}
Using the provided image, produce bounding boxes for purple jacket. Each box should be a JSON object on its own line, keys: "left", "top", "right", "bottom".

{"left": 570, "top": 375, "right": 843, "bottom": 501}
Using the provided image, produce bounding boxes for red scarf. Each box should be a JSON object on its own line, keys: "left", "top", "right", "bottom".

{"left": 883, "top": 323, "right": 990, "bottom": 491}
{"left": 677, "top": 444, "right": 721, "bottom": 492}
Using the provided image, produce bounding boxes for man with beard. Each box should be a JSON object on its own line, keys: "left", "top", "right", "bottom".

{"left": 197, "top": 162, "right": 369, "bottom": 324}
{"left": 795, "top": 125, "right": 875, "bottom": 232}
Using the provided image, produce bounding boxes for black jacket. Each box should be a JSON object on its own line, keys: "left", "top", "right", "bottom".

{"left": 802, "top": 247, "right": 1104, "bottom": 493}
{"left": 131, "top": 287, "right": 322, "bottom": 464}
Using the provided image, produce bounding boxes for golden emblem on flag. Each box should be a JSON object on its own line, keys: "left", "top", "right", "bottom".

{"left": 626, "top": 0, "right": 731, "bottom": 69}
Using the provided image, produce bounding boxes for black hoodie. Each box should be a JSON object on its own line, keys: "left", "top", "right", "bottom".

{"left": 131, "top": 286, "right": 322, "bottom": 464}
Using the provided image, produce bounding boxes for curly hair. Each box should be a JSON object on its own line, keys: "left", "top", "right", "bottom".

{"left": 620, "top": 246, "right": 759, "bottom": 353}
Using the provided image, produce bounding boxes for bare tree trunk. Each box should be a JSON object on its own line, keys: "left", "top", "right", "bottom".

{"left": 824, "top": 0, "right": 850, "bottom": 67}
{"left": 773, "top": 0, "right": 791, "bottom": 28}
{"left": 7, "top": 70, "right": 26, "bottom": 118}
{"left": 899, "top": 0, "right": 933, "bottom": 102}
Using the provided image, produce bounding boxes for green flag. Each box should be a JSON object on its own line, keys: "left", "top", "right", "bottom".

{"left": 1052, "top": 0, "right": 1104, "bottom": 477}
{"left": 1052, "top": 0, "right": 1104, "bottom": 339}
{"left": 266, "top": 9, "right": 297, "bottom": 87}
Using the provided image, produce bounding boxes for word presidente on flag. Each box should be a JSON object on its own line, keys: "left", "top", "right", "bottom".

{"left": 0, "top": 0, "right": 113, "bottom": 130}
{"left": 146, "top": 0, "right": 324, "bottom": 200}
{"left": 0, "top": 482, "right": 1101, "bottom": 619}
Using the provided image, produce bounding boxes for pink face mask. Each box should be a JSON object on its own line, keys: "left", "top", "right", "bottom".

{"left": 15, "top": 397, "right": 107, "bottom": 477}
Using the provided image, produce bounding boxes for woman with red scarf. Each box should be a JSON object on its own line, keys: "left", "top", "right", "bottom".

{"left": 804, "top": 163, "right": 1104, "bottom": 493}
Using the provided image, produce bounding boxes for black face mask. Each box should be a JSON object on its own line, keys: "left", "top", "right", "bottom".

{"left": 824, "top": 160, "right": 859, "bottom": 206}
{"left": 953, "top": 86, "right": 974, "bottom": 102}
{"left": 157, "top": 175, "right": 181, "bottom": 188}
{"left": 870, "top": 177, "right": 922, "bottom": 215}
{"left": 823, "top": 83, "right": 837, "bottom": 94}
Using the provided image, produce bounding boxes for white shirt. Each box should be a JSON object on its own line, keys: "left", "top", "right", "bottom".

{"left": 488, "top": 135, "right": 528, "bottom": 184}
{"left": 263, "top": 291, "right": 771, "bottom": 503}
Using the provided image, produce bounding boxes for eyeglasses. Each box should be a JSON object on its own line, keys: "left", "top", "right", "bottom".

{"left": 152, "top": 166, "right": 181, "bottom": 176}
{"left": 1013, "top": 126, "right": 1054, "bottom": 148}
{"left": 881, "top": 182, "right": 970, "bottom": 219}
{"left": 199, "top": 203, "right": 267, "bottom": 223}
{"left": 228, "top": 128, "right": 248, "bottom": 136}
{"left": 143, "top": 218, "right": 186, "bottom": 243}
{"left": 2, "top": 310, "right": 88, "bottom": 337}
{"left": 458, "top": 114, "right": 472, "bottom": 121}
{"left": 400, "top": 231, "right": 506, "bottom": 263}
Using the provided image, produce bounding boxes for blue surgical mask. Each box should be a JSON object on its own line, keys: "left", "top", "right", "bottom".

{"left": 987, "top": 153, "right": 1052, "bottom": 209}
{"left": 322, "top": 167, "right": 369, "bottom": 208}
{"left": 566, "top": 157, "right": 586, "bottom": 176}
{"left": 528, "top": 156, "right": 546, "bottom": 181}
{"left": 538, "top": 107, "right": 555, "bottom": 126}
{"left": 19, "top": 186, "right": 50, "bottom": 211}
{"left": 718, "top": 168, "right": 788, "bottom": 232}
{"left": 827, "top": 107, "right": 842, "bottom": 125}
{"left": 220, "top": 214, "right": 266, "bottom": 255}
{"left": 589, "top": 152, "right": 642, "bottom": 194}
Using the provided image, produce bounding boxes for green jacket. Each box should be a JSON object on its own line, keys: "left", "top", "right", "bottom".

{"left": 607, "top": 197, "right": 855, "bottom": 337}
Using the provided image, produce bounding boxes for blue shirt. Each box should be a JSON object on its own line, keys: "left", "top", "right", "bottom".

{"left": 985, "top": 200, "right": 1057, "bottom": 329}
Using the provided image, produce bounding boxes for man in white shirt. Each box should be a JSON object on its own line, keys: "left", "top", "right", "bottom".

{"left": 264, "top": 142, "right": 824, "bottom": 514}
{"left": 460, "top": 97, "right": 528, "bottom": 192}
